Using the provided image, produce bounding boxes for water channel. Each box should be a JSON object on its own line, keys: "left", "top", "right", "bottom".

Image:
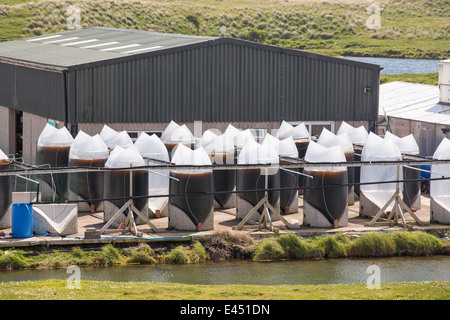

{"left": 1, "top": 256, "right": 449, "bottom": 285}
{"left": 342, "top": 57, "right": 440, "bottom": 75}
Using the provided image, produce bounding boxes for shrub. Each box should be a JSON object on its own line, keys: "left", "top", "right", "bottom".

{"left": 316, "top": 235, "right": 348, "bottom": 258}
{"left": 192, "top": 241, "right": 209, "bottom": 262}
{"left": 348, "top": 233, "right": 397, "bottom": 258}
{"left": 127, "top": 251, "right": 157, "bottom": 264}
{"left": 392, "top": 232, "right": 442, "bottom": 256}
{"left": 99, "top": 244, "right": 123, "bottom": 266}
{"left": 253, "top": 238, "right": 285, "bottom": 261}
{"left": 164, "top": 246, "right": 190, "bottom": 264}
{"left": 275, "top": 234, "right": 321, "bottom": 259}
{"left": 0, "top": 251, "right": 30, "bottom": 270}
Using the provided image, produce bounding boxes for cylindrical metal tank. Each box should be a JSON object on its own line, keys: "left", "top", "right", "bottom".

{"left": 103, "top": 146, "right": 148, "bottom": 226}
{"left": 337, "top": 122, "right": 369, "bottom": 197}
{"left": 169, "top": 145, "right": 214, "bottom": 231}
{"left": 69, "top": 131, "right": 109, "bottom": 212}
{"left": 236, "top": 140, "right": 280, "bottom": 222}
{"left": 204, "top": 134, "right": 236, "bottom": 209}
{"left": 36, "top": 123, "right": 73, "bottom": 201}
{"left": 303, "top": 141, "right": 348, "bottom": 228}
{"left": 317, "top": 128, "right": 355, "bottom": 205}
{"left": 263, "top": 134, "right": 299, "bottom": 214}
{"left": 161, "top": 122, "right": 195, "bottom": 159}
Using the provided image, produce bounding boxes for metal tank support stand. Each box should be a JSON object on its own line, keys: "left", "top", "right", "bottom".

{"left": 365, "top": 165, "right": 428, "bottom": 229}
{"left": 97, "top": 167, "right": 160, "bottom": 237}
{"left": 233, "top": 168, "right": 298, "bottom": 232}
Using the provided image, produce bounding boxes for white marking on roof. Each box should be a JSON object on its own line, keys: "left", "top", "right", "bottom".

{"left": 45, "top": 37, "right": 80, "bottom": 44}
{"left": 100, "top": 44, "right": 141, "bottom": 52}
{"left": 122, "top": 46, "right": 163, "bottom": 54}
{"left": 61, "top": 39, "right": 100, "bottom": 46}
{"left": 80, "top": 41, "right": 120, "bottom": 49}
{"left": 26, "top": 35, "right": 63, "bottom": 42}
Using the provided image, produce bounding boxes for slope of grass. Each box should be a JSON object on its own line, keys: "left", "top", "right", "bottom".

{"left": 0, "top": 279, "right": 448, "bottom": 300}
{"left": 0, "top": 0, "right": 448, "bottom": 59}
{"left": 380, "top": 73, "right": 439, "bottom": 85}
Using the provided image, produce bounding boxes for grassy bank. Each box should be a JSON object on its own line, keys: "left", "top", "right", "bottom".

{"left": 0, "top": 0, "right": 448, "bottom": 59}
{"left": 0, "top": 279, "right": 449, "bottom": 300}
{"left": 0, "top": 231, "right": 448, "bottom": 271}
{"left": 380, "top": 73, "right": 439, "bottom": 85}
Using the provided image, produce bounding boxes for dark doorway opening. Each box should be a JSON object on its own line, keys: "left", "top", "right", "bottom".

{"left": 15, "top": 110, "right": 23, "bottom": 159}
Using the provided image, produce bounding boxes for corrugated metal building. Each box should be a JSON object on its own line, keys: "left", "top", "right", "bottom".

{"left": 0, "top": 27, "right": 381, "bottom": 162}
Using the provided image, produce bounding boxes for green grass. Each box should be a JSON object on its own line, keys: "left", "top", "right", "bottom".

{"left": 253, "top": 231, "right": 446, "bottom": 261}
{"left": 0, "top": 0, "right": 448, "bottom": 59}
{"left": 0, "top": 279, "right": 448, "bottom": 300}
{"left": 381, "top": 73, "right": 439, "bottom": 85}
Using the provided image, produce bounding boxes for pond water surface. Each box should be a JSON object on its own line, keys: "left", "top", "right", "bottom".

{"left": 1, "top": 256, "right": 449, "bottom": 285}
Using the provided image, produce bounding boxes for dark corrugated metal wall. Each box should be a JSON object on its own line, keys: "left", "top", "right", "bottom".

{"left": 73, "top": 41, "right": 379, "bottom": 124}
{"left": 0, "top": 62, "right": 65, "bottom": 121}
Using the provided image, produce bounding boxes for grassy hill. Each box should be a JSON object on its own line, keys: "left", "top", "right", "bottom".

{"left": 0, "top": 0, "right": 448, "bottom": 59}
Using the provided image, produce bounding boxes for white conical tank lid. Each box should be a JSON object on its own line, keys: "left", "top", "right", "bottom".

{"left": 237, "top": 139, "right": 279, "bottom": 175}
{"left": 201, "top": 130, "right": 219, "bottom": 149}
{"left": 171, "top": 144, "right": 212, "bottom": 173}
{"left": 134, "top": 132, "right": 169, "bottom": 162}
{"left": 69, "top": 130, "right": 109, "bottom": 160}
{"left": 277, "top": 121, "right": 310, "bottom": 140}
{"left": 262, "top": 134, "right": 298, "bottom": 158}
{"left": 160, "top": 120, "right": 180, "bottom": 142}
{"left": 37, "top": 123, "right": 73, "bottom": 147}
{"left": 362, "top": 132, "right": 401, "bottom": 161}
{"left": 224, "top": 124, "right": 241, "bottom": 142}
{"left": 105, "top": 145, "right": 146, "bottom": 168}
{"left": 0, "top": 148, "right": 8, "bottom": 161}
{"left": 317, "top": 128, "right": 354, "bottom": 153}
{"left": 384, "top": 132, "right": 419, "bottom": 155}
{"left": 337, "top": 121, "right": 368, "bottom": 145}
{"left": 99, "top": 125, "right": 133, "bottom": 149}
{"left": 433, "top": 137, "right": 450, "bottom": 160}
{"left": 164, "top": 124, "right": 194, "bottom": 144}
{"left": 305, "top": 140, "right": 347, "bottom": 172}
{"left": 204, "top": 134, "right": 235, "bottom": 154}
{"left": 276, "top": 121, "right": 294, "bottom": 140}
{"left": 235, "top": 129, "right": 255, "bottom": 148}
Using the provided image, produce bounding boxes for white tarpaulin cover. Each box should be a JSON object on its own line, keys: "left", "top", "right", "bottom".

{"left": 337, "top": 121, "right": 368, "bottom": 146}
{"left": 99, "top": 125, "right": 133, "bottom": 149}
{"left": 69, "top": 131, "right": 109, "bottom": 160}
{"left": 37, "top": 123, "right": 73, "bottom": 147}
{"left": 431, "top": 138, "right": 450, "bottom": 210}
{"left": 360, "top": 132, "right": 402, "bottom": 210}
{"left": 134, "top": 133, "right": 170, "bottom": 213}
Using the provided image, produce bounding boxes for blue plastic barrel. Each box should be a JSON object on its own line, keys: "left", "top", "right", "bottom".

{"left": 11, "top": 203, "right": 33, "bottom": 238}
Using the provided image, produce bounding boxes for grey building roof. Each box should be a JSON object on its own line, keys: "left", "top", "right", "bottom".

{"left": 0, "top": 27, "right": 217, "bottom": 68}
